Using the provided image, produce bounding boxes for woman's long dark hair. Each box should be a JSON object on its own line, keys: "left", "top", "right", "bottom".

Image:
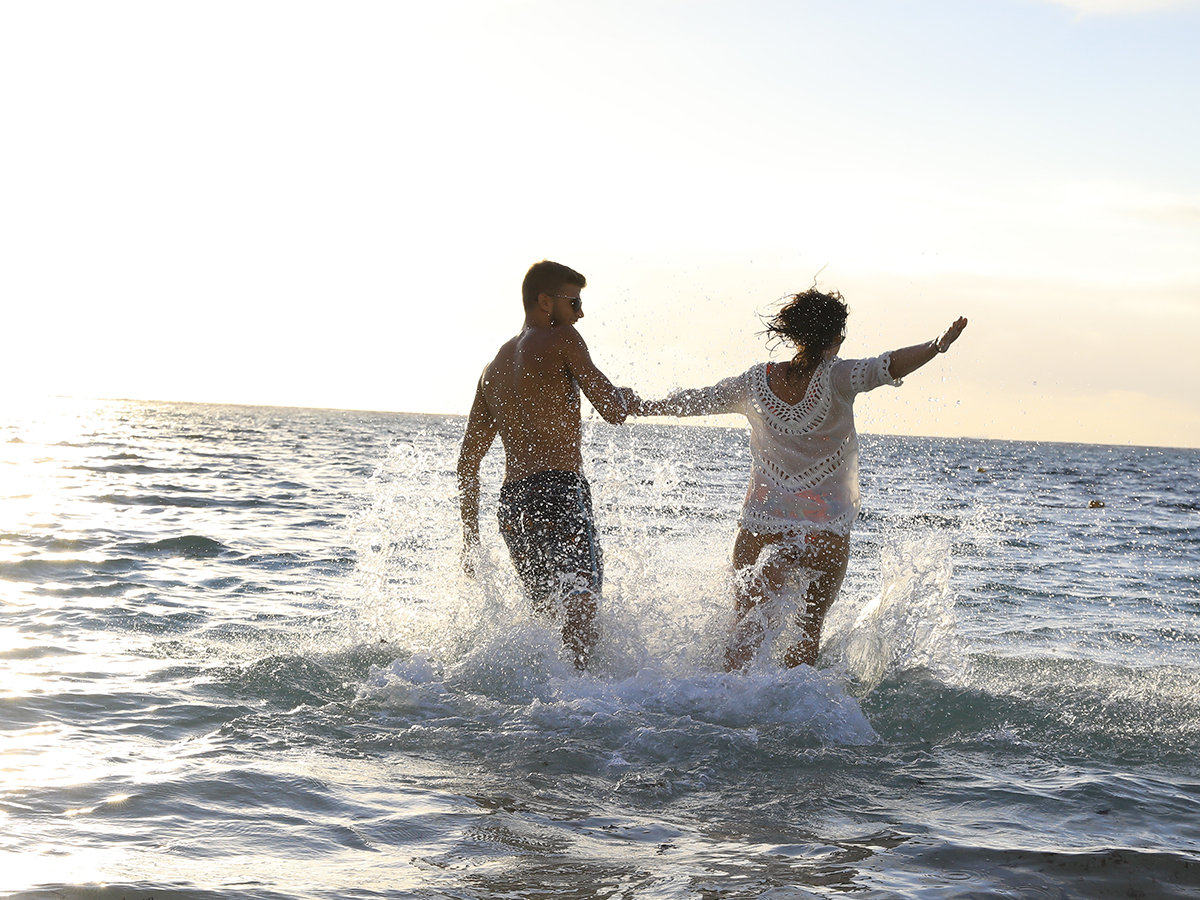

{"left": 764, "top": 288, "right": 849, "bottom": 375}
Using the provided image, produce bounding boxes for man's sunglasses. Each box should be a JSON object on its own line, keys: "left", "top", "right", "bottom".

{"left": 547, "top": 294, "right": 583, "bottom": 312}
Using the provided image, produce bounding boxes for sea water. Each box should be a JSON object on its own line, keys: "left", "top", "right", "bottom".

{"left": 1, "top": 398, "right": 1198, "bottom": 899}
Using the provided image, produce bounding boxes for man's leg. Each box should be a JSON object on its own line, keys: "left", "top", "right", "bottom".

{"left": 561, "top": 587, "right": 599, "bottom": 671}
{"left": 501, "top": 472, "right": 603, "bottom": 671}
{"left": 551, "top": 475, "right": 603, "bottom": 671}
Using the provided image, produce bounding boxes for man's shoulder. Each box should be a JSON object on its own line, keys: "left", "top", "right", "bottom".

{"left": 515, "top": 326, "right": 588, "bottom": 365}
{"left": 523, "top": 324, "right": 584, "bottom": 347}
{"left": 483, "top": 333, "right": 521, "bottom": 370}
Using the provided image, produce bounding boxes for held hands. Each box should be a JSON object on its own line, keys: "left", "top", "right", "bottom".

{"left": 934, "top": 317, "right": 968, "bottom": 353}
{"left": 624, "top": 394, "right": 665, "bottom": 417}
{"left": 618, "top": 387, "right": 641, "bottom": 418}
{"left": 622, "top": 389, "right": 659, "bottom": 417}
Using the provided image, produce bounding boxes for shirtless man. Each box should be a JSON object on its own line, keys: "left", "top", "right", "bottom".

{"left": 457, "top": 260, "right": 637, "bottom": 671}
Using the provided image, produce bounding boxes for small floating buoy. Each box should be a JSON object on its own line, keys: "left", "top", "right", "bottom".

{"left": 1088, "top": 500, "right": 1105, "bottom": 509}
{"left": 977, "top": 467, "right": 988, "bottom": 473}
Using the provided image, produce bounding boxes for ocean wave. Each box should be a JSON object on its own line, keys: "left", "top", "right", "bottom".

{"left": 124, "top": 536, "right": 230, "bottom": 558}
{"left": 887, "top": 842, "right": 1200, "bottom": 899}
{"left": 360, "top": 643, "right": 878, "bottom": 752}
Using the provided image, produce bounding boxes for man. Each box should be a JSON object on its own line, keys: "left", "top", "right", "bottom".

{"left": 457, "top": 260, "right": 637, "bottom": 671}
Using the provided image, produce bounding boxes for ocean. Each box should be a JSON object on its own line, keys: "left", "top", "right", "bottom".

{"left": 2, "top": 397, "right": 1198, "bottom": 899}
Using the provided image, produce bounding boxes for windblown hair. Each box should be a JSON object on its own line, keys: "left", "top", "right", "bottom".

{"left": 521, "top": 260, "right": 586, "bottom": 311}
{"left": 765, "top": 288, "right": 849, "bottom": 373}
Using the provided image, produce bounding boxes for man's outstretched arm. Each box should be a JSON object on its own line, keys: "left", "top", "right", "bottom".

{"left": 558, "top": 327, "right": 637, "bottom": 424}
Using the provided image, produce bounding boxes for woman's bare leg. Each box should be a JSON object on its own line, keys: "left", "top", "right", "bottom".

{"left": 724, "top": 528, "right": 791, "bottom": 671}
{"left": 781, "top": 531, "right": 850, "bottom": 668}
{"left": 723, "top": 528, "right": 851, "bottom": 671}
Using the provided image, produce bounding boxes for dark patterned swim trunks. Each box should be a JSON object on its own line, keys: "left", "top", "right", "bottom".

{"left": 497, "top": 470, "right": 603, "bottom": 616}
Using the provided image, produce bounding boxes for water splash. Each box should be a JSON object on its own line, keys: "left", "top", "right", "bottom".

{"left": 822, "top": 531, "right": 970, "bottom": 693}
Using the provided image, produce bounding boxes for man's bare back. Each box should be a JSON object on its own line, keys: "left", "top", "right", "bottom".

{"left": 478, "top": 323, "right": 628, "bottom": 482}
{"left": 458, "top": 282, "right": 633, "bottom": 519}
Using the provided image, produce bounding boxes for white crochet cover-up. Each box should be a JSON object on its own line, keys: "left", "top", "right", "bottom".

{"left": 659, "top": 354, "right": 901, "bottom": 536}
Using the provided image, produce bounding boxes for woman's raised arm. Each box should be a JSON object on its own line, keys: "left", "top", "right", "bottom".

{"left": 887, "top": 317, "right": 968, "bottom": 380}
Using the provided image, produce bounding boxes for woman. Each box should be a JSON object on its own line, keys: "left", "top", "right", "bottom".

{"left": 633, "top": 289, "right": 967, "bottom": 671}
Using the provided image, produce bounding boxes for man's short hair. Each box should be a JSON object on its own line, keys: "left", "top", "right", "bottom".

{"left": 522, "top": 260, "right": 586, "bottom": 311}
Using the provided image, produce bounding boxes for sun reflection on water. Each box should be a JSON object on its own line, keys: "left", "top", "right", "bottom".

{"left": 1, "top": 395, "right": 125, "bottom": 534}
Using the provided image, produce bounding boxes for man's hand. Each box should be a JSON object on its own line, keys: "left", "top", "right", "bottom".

{"left": 461, "top": 539, "right": 480, "bottom": 578}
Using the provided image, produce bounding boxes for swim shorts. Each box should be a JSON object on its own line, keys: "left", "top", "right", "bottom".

{"left": 497, "top": 470, "right": 603, "bottom": 616}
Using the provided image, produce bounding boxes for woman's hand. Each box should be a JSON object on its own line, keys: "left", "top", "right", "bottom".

{"left": 935, "top": 317, "right": 968, "bottom": 353}
{"left": 888, "top": 316, "right": 969, "bottom": 379}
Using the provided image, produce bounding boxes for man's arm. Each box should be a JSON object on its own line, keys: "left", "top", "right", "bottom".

{"left": 887, "top": 317, "right": 968, "bottom": 380}
{"left": 456, "top": 374, "right": 499, "bottom": 560}
{"left": 557, "top": 327, "right": 635, "bottom": 424}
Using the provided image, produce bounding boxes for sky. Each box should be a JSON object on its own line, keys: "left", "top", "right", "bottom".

{"left": 3, "top": 0, "right": 1199, "bottom": 448}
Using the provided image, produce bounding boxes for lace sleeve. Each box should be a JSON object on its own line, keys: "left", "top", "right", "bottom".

{"left": 834, "top": 354, "right": 903, "bottom": 397}
{"left": 649, "top": 371, "right": 749, "bottom": 417}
